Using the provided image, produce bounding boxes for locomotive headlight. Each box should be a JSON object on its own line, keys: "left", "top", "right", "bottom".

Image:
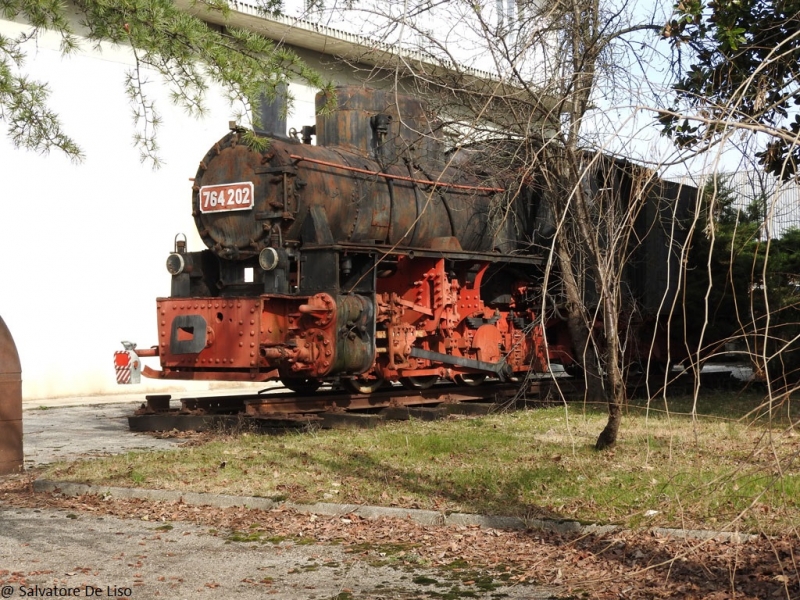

{"left": 166, "top": 253, "right": 186, "bottom": 275}
{"left": 259, "top": 247, "right": 280, "bottom": 271}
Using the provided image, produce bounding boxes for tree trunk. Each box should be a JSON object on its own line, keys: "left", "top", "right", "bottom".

{"left": 595, "top": 400, "right": 622, "bottom": 450}
{"left": 557, "top": 150, "right": 631, "bottom": 451}
{"left": 554, "top": 243, "right": 607, "bottom": 404}
{"left": 595, "top": 293, "right": 627, "bottom": 450}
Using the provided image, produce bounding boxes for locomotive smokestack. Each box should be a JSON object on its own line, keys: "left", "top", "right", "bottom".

{"left": 257, "top": 81, "right": 287, "bottom": 137}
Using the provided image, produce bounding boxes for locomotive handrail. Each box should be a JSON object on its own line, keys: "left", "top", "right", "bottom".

{"left": 289, "top": 154, "right": 505, "bottom": 194}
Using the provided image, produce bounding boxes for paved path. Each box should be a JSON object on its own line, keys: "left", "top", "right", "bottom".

{"left": 22, "top": 401, "right": 183, "bottom": 468}
{"left": 8, "top": 400, "right": 560, "bottom": 599}
{"left": 0, "top": 506, "right": 554, "bottom": 599}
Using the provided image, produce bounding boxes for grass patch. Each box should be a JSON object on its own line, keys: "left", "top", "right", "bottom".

{"left": 43, "top": 389, "right": 800, "bottom": 533}
{"left": 225, "top": 529, "right": 312, "bottom": 546}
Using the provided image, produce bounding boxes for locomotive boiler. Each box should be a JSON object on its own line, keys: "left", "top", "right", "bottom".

{"left": 120, "top": 86, "right": 554, "bottom": 393}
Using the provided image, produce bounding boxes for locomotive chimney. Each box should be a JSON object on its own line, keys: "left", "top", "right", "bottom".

{"left": 257, "top": 81, "right": 288, "bottom": 137}
{"left": 315, "top": 86, "right": 377, "bottom": 156}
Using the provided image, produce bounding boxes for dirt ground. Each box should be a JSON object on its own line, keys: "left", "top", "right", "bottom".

{"left": 21, "top": 401, "right": 188, "bottom": 468}
{"left": 0, "top": 501, "right": 557, "bottom": 599}
{"left": 4, "top": 472, "right": 800, "bottom": 599}
{"left": 7, "top": 401, "right": 559, "bottom": 599}
{"left": 3, "top": 400, "right": 799, "bottom": 599}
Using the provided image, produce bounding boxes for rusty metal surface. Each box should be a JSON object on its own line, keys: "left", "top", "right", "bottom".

{"left": 154, "top": 292, "right": 376, "bottom": 385}
{"left": 192, "top": 86, "right": 505, "bottom": 257}
{"left": 157, "top": 297, "right": 264, "bottom": 371}
{"left": 0, "top": 316, "right": 23, "bottom": 474}
{"left": 287, "top": 154, "right": 505, "bottom": 193}
{"left": 244, "top": 383, "right": 523, "bottom": 416}
{"left": 139, "top": 85, "right": 554, "bottom": 387}
{"left": 139, "top": 84, "right": 682, "bottom": 395}
{"left": 124, "top": 379, "right": 555, "bottom": 432}
{"left": 128, "top": 84, "right": 701, "bottom": 393}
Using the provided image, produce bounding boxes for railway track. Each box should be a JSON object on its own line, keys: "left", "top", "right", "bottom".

{"left": 127, "top": 366, "right": 745, "bottom": 433}
{"left": 128, "top": 377, "right": 581, "bottom": 432}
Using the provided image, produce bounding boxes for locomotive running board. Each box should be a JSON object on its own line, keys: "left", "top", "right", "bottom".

{"left": 409, "top": 348, "right": 512, "bottom": 381}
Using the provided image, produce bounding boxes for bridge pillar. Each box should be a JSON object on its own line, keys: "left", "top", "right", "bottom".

{"left": 0, "top": 316, "right": 23, "bottom": 474}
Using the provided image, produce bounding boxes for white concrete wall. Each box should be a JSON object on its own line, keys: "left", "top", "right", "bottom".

{"left": 283, "top": 0, "right": 546, "bottom": 82}
{"left": 0, "top": 19, "right": 319, "bottom": 400}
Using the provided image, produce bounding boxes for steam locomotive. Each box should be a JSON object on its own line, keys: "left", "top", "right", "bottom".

{"left": 115, "top": 85, "right": 690, "bottom": 392}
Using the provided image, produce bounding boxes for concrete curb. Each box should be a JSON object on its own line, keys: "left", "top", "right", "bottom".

{"left": 32, "top": 479, "right": 755, "bottom": 542}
